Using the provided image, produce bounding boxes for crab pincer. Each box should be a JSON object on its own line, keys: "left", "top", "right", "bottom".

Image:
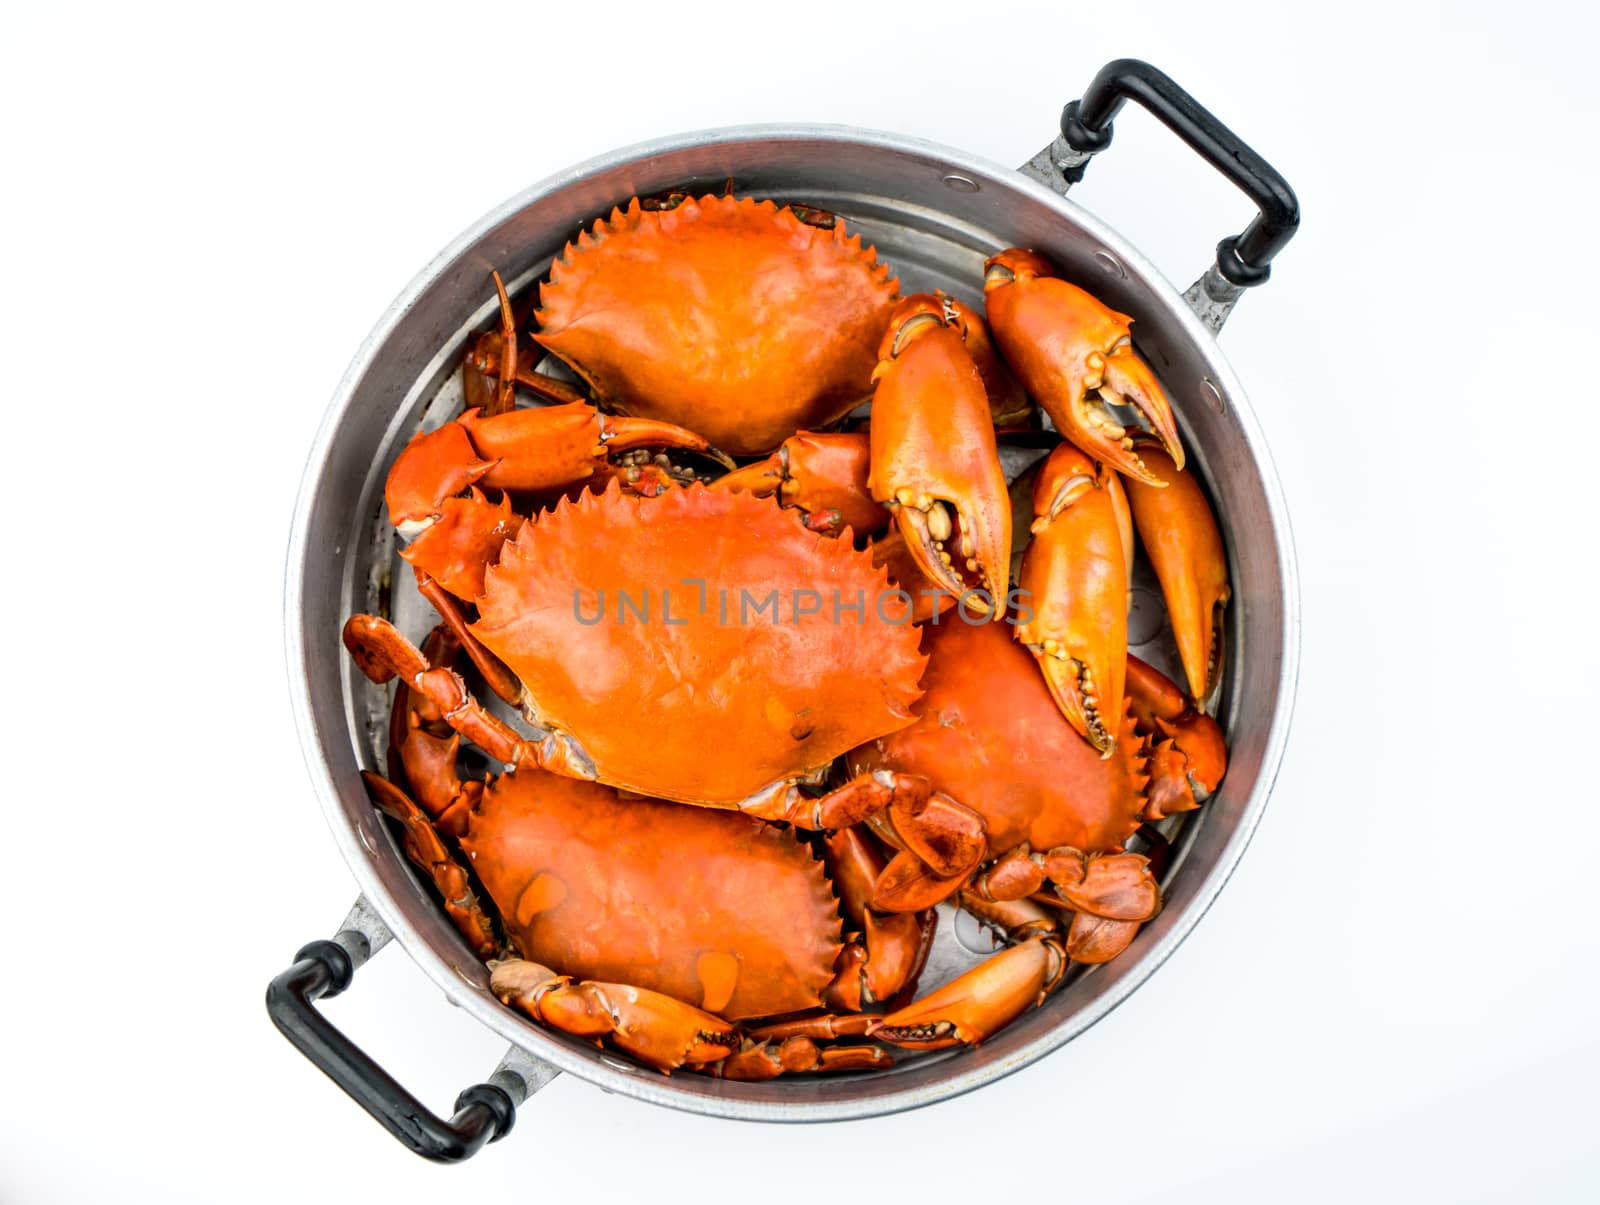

{"left": 1016, "top": 442, "right": 1129, "bottom": 754}
{"left": 871, "top": 937, "right": 1066, "bottom": 1050}
{"left": 490, "top": 960, "right": 740, "bottom": 1074}
{"left": 383, "top": 402, "right": 732, "bottom": 539}
{"left": 1126, "top": 654, "right": 1228, "bottom": 817}
{"left": 983, "top": 249, "right": 1184, "bottom": 485}
{"left": 868, "top": 293, "right": 1012, "bottom": 618}
{"left": 713, "top": 430, "right": 889, "bottom": 538}
{"left": 1120, "top": 436, "right": 1230, "bottom": 704}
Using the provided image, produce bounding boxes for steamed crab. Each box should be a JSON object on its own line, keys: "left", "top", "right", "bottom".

{"left": 342, "top": 197, "right": 1237, "bottom": 1075}
{"left": 360, "top": 629, "right": 1070, "bottom": 1075}
{"left": 844, "top": 615, "right": 1223, "bottom": 971}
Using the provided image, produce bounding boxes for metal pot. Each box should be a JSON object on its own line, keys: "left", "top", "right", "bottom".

{"left": 268, "top": 59, "right": 1301, "bottom": 1160}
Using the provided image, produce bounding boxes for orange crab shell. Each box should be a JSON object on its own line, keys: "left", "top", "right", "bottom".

{"left": 470, "top": 481, "right": 928, "bottom": 807}
{"left": 533, "top": 195, "right": 899, "bottom": 457}
{"left": 464, "top": 768, "right": 844, "bottom": 1020}
{"left": 848, "top": 617, "right": 1148, "bottom": 856}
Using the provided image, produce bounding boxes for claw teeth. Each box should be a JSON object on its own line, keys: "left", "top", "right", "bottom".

{"left": 926, "top": 501, "right": 953, "bottom": 542}
{"left": 1075, "top": 660, "right": 1110, "bottom": 748}
{"left": 895, "top": 487, "right": 916, "bottom": 507}
{"left": 879, "top": 1020, "right": 956, "bottom": 1043}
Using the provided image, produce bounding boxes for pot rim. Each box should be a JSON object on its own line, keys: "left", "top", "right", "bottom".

{"left": 283, "top": 122, "right": 1301, "bottom": 1122}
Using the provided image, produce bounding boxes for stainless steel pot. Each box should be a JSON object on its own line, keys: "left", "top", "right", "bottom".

{"left": 269, "top": 60, "right": 1301, "bottom": 1160}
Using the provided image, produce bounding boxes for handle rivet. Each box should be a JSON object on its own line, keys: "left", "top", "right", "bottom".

{"left": 1092, "top": 250, "right": 1125, "bottom": 278}
{"left": 941, "top": 174, "right": 979, "bottom": 193}
{"left": 1200, "top": 377, "right": 1226, "bottom": 415}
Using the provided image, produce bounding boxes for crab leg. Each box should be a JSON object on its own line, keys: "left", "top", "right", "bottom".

{"left": 390, "top": 488, "right": 527, "bottom": 705}
{"left": 963, "top": 891, "right": 1140, "bottom": 967}
{"left": 490, "top": 960, "right": 893, "bottom": 1079}
{"left": 737, "top": 768, "right": 988, "bottom": 911}
{"left": 386, "top": 625, "right": 454, "bottom": 796}
{"left": 343, "top": 615, "right": 587, "bottom": 778}
{"left": 362, "top": 772, "right": 500, "bottom": 959}
{"left": 1120, "top": 436, "right": 1230, "bottom": 703}
{"left": 822, "top": 829, "right": 937, "bottom": 1009}
{"left": 871, "top": 936, "right": 1066, "bottom": 1050}
{"left": 713, "top": 430, "right": 889, "bottom": 538}
{"left": 384, "top": 624, "right": 498, "bottom": 832}
{"left": 983, "top": 248, "right": 1184, "bottom": 485}
{"left": 489, "top": 960, "right": 739, "bottom": 1074}
{"left": 385, "top": 402, "right": 732, "bottom": 537}
{"left": 744, "top": 1013, "right": 877, "bottom": 1043}
{"left": 1127, "top": 654, "right": 1228, "bottom": 818}
{"left": 869, "top": 293, "right": 1012, "bottom": 619}
{"left": 463, "top": 272, "right": 591, "bottom": 415}
{"left": 410, "top": 568, "right": 525, "bottom": 704}
{"left": 956, "top": 892, "right": 1060, "bottom": 943}
{"left": 712, "top": 1037, "right": 892, "bottom": 1081}
{"left": 1015, "top": 442, "right": 1129, "bottom": 754}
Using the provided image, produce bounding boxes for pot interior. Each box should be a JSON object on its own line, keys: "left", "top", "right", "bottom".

{"left": 288, "top": 126, "right": 1296, "bottom": 1120}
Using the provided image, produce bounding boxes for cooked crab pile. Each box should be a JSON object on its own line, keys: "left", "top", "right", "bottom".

{"left": 342, "top": 192, "right": 1232, "bottom": 1080}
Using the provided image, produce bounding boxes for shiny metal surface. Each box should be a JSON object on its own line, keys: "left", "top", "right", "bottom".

{"left": 284, "top": 124, "right": 1300, "bottom": 1122}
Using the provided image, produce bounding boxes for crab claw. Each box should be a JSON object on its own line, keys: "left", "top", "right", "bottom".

{"left": 385, "top": 402, "right": 731, "bottom": 537}
{"left": 1126, "top": 654, "right": 1228, "bottom": 816}
{"left": 1120, "top": 436, "right": 1230, "bottom": 702}
{"left": 1016, "top": 443, "right": 1128, "bottom": 754}
{"left": 1041, "top": 848, "right": 1161, "bottom": 923}
{"left": 870, "top": 937, "right": 1065, "bottom": 1050}
{"left": 713, "top": 430, "right": 889, "bottom": 538}
{"left": 385, "top": 422, "right": 499, "bottom": 536}
{"left": 1106, "top": 469, "right": 1134, "bottom": 590}
{"left": 869, "top": 293, "right": 1012, "bottom": 618}
{"left": 1064, "top": 912, "right": 1142, "bottom": 964}
{"left": 463, "top": 402, "right": 733, "bottom": 492}
{"left": 489, "top": 960, "right": 739, "bottom": 1074}
{"left": 983, "top": 248, "right": 1184, "bottom": 485}
{"left": 869, "top": 528, "right": 959, "bottom": 623}
{"left": 399, "top": 489, "right": 524, "bottom": 601}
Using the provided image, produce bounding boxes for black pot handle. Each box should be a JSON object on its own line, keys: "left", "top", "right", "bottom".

{"left": 267, "top": 936, "right": 519, "bottom": 1162}
{"left": 1058, "top": 58, "right": 1299, "bottom": 289}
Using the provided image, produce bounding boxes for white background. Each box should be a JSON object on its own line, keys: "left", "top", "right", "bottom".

{"left": 3, "top": 2, "right": 1596, "bottom": 1201}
